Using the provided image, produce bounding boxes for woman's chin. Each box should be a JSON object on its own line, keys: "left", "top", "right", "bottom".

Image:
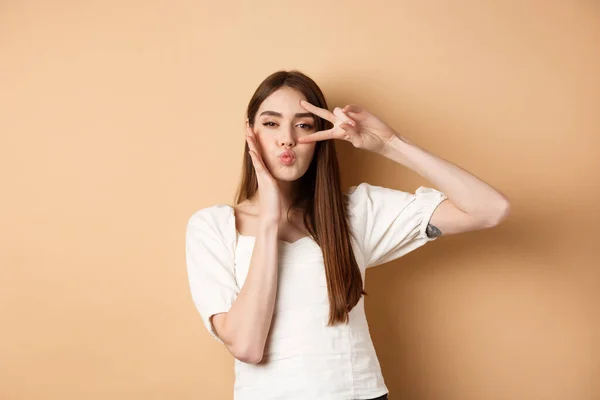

{"left": 270, "top": 166, "right": 307, "bottom": 181}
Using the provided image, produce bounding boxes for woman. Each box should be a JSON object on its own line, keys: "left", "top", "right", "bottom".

{"left": 185, "top": 70, "right": 510, "bottom": 399}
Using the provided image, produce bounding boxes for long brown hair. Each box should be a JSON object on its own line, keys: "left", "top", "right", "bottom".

{"left": 234, "top": 70, "right": 367, "bottom": 325}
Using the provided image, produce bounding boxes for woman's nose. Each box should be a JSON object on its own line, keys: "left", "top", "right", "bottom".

{"left": 278, "top": 128, "right": 296, "bottom": 147}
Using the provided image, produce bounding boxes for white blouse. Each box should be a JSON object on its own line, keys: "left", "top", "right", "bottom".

{"left": 185, "top": 183, "right": 447, "bottom": 400}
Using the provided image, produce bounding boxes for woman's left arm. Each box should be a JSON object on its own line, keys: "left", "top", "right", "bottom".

{"left": 297, "top": 100, "right": 511, "bottom": 237}
{"left": 379, "top": 135, "right": 511, "bottom": 236}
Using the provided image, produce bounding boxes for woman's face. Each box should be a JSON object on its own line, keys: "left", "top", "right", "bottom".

{"left": 249, "top": 87, "right": 317, "bottom": 181}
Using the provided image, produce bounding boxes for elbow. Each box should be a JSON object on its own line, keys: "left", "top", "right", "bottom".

{"left": 484, "top": 198, "right": 511, "bottom": 228}
{"left": 234, "top": 349, "right": 264, "bottom": 365}
{"left": 217, "top": 316, "right": 264, "bottom": 364}
{"left": 230, "top": 343, "right": 264, "bottom": 365}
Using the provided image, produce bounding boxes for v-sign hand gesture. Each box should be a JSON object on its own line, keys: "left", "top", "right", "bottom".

{"left": 297, "top": 100, "right": 401, "bottom": 154}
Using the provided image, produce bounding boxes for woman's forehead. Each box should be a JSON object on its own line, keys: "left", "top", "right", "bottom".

{"left": 258, "top": 88, "right": 307, "bottom": 114}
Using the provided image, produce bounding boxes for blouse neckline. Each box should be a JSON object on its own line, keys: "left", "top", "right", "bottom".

{"left": 226, "top": 205, "right": 314, "bottom": 246}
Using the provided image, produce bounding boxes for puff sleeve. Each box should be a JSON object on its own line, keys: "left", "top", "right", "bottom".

{"left": 185, "top": 207, "right": 239, "bottom": 343}
{"left": 347, "top": 183, "right": 447, "bottom": 268}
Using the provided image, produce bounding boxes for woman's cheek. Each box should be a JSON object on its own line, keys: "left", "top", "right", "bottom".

{"left": 255, "top": 135, "right": 269, "bottom": 155}
{"left": 301, "top": 146, "right": 316, "bottom": 164}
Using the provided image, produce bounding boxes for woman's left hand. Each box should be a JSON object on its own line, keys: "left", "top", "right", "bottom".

{"left": 297, "top": 100, "right": 401, "bottom": 154}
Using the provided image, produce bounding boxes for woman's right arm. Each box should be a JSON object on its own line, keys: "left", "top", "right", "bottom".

{"left": 211, "top": 219, "right": 279, "bottom": 364}
{"left": 211, "top": 122, "right": 282, "bottom": 364}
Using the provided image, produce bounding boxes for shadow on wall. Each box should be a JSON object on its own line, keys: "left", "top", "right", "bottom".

{"left": 364, "top": 209, "right": 592, "bottom": 399}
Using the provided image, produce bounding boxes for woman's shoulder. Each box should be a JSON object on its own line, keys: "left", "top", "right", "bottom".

{"left": 188, "top": 203, "right": 232, "bottom": 223}
{"left": 345, "top": 182, "right": 440, "bottom": 204}
{"left": 344, "top": 182, "right": 414, "bottom": 207}
{"left": 187, "top": 204, "right": 236, "bottom": 243}
{"left": 345, "top": 182, "right": 395, "bottom": 198}
{"left": 344, "top": 182, "right": 445, "bottom": 224}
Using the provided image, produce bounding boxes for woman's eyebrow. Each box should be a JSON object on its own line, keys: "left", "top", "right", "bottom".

{"left": 259, "top": 111, "right": 314, "bottom": 119}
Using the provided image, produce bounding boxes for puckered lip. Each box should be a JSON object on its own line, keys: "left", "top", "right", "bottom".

{"left": 278, "top": 150, "right": 296, "bottom": 159}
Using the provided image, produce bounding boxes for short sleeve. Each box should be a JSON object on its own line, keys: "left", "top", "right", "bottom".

{"left": 347, "top": 183, "right": 447, "bottom": 268}
{"left": 185, "top": 207, "right": 239, "bottom": 344}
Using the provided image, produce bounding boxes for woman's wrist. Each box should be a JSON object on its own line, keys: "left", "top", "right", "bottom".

{"left": 258, "top": 219, "right": 279, "bottom": 235}
{"left": 379, "top": 134, "right": 419, "bottom": 166}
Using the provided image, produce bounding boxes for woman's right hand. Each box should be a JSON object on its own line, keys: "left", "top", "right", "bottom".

{"left": 246, "top": 122, "right": 282, "bottom": 224}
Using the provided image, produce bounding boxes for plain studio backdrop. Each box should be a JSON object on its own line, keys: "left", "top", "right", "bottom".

{"left": 1, "top": 1, "right": 598, "bottom": 399}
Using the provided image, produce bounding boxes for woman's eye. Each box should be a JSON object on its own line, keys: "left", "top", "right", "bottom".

{"left": 262, "top": 122, "right": 313, "bottom": 129}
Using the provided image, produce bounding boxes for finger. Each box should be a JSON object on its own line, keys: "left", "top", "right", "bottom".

{"left": 296, "top": 128, "right": 336, "bottom": 144}
{"left": 340, "top": 122, "right": 358, "bottom": 133}
{"left": 248, "top": 149, "right": 267, "bottom": 173}
{"left": 246, "top": 134, "right": 263, "bottom": 160}
{"left": 246, "top": 124, "right": 255, "bottom": 139}
{"left": 333, "top": 107, "right": 355, "bottom": 126}
{"left": 342, "top": 105, "right": 365, "bottom": 121}
{"left": 299, "top": 100, "right": 336, "bottom": 124}
{"left": 246, "top": 126, "right": 263, "bottom": 155}
{"left": 245, "top": 126, "right": 256, "bottom": 148}
{"left": 340, "top": 123, "right": 359, "bottom": 138}
{"left": 245, "top": 135, "right": 270, "bottom": 173}
{"left": 340, "top": 123, "right": 361, "bottom": 146}
{"left": 245, "top": 124, "right": 268, "bottom": 169}
{"left": 246, "top": 123, "right": 260, "bottom": 140}
{"left": 248, "top": 150, "right": 261, "bottom": 170}
{"left": 342, "top": 104, "right": 363, "bottom": 115}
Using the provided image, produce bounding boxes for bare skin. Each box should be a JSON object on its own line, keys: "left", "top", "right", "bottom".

{"left": 232, "top": 87, "right": 324, "bottom": 243}
{"left": 209, "top": 86, "right": 510, "bottom": 364}
{"left": 210, "top": 87, "right": 343, "bottom": 363}
{"left": 233, "top": 204, "right": 311, "bottom": 244}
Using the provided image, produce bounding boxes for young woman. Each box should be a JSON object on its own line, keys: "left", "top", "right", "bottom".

{"left": 185, "top": 70, "right": 510, "bottom": 399}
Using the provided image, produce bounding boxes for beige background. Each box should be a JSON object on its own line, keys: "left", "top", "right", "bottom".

{"left": 1, "top": 1, "right": 598, "bottom": 399}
